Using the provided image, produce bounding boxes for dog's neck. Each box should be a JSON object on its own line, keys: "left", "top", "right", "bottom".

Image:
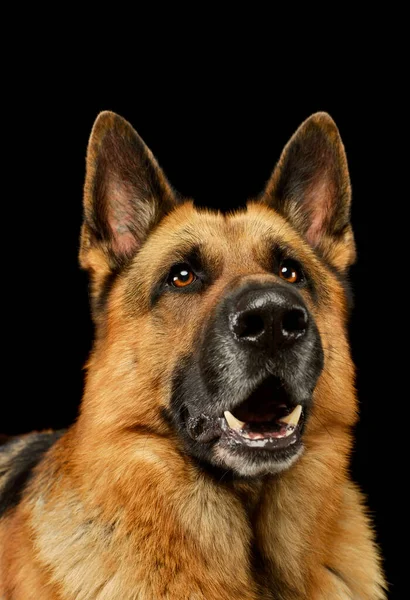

{"left": 33, "top": 417, "right": 348, "bottom": 600}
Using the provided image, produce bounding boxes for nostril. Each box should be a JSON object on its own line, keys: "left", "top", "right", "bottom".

{"left": 282, "top": 308, "right": 307, "bottom": 338}
{"left": 236, "top": 313, "right": 265, "bottom": 340}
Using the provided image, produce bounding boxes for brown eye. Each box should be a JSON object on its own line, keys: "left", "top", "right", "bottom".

{"left": 279, "top": 260, "right": 301, "bottom": 284}
{"left": 169, "top": 265, "right": 196, "bottom": 288}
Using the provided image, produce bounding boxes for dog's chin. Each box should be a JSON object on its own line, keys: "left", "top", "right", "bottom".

{"left": 212, "top": 442, "right": 304, "bottom": 477}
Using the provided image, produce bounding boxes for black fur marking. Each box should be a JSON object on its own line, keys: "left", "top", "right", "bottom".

{"left": 0, "top": 430, "right": 66, "bottom": 517}
{"left": 150, "top": 245, "right": 213, "bottom": 307}
{"left": 314, "top": 248, "right": 355, "bottom": 316}
{"left": 93, "top": 259, "right": 136, "bottom": 318}
{"left": 333, "top": 264, "right": 355, "bottom": 315}
{"left": 325, "top": 565, "right": 351, "bottom": 589}
{"left": 124, "top": 423, "right": 170, "bottom": 439}
{"left": 95, "top": 267, "right": 122, "bottom": 313}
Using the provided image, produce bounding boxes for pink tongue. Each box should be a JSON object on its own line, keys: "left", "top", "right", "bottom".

{"left": 243, "top": 423, "right": 293, "bottom": 440}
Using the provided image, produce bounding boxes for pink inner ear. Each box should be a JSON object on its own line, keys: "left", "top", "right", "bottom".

{"left": 304, "top": 174, "right": 335, "bottom": 247}
{"left": 106, "top": 178, "right": 140, "bottom": 256}
{"left": 106, "top": 176, "right": 157, "bottom": 257}
{"left": 111, "top": 228, "right": 138, "bottom": 256}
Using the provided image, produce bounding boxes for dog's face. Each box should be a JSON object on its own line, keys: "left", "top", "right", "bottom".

{"left": 80, "top": 112, "right": 357, "bottom": 478}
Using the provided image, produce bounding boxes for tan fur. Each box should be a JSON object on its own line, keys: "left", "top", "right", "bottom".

{"left": 0, "top": 113, "right": 386, "bottom": 599}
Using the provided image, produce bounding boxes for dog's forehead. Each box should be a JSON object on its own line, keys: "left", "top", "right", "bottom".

{"left": 150, "top": 201, "right": 304, "bottom": 255}
{"left": 129, "top": 200, "right": 325, "bottom": 294}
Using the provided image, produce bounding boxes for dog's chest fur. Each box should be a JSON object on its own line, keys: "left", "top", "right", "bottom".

{"left": 1, "top": 435, "right": 357, "bottom": 600}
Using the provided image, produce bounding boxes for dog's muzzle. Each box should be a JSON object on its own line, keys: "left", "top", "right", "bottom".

{"left": 171, "top": 280, "right": 324, "bottom": 474}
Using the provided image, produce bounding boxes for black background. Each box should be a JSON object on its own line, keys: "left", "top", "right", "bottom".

{"left": 2, "top": 62, "right": 404, "bottom": 598}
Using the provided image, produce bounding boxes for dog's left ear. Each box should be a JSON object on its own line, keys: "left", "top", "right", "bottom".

{"left": 260, "top": 112, "right": 356, "bottom": 271}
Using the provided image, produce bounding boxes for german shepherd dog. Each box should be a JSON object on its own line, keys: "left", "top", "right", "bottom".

{"left": 0, "top": 112, "right": 386, "bottom": 599}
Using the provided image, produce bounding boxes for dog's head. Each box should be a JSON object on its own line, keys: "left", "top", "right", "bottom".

{"left": 80, "top": 111, "right": 357, "bottom": 478}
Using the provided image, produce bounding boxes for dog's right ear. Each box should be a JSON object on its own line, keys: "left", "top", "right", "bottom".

{"left": 80, "top": 111, "right": 177, "bottom": 306}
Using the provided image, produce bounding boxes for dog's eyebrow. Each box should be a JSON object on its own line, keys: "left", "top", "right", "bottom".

{"left": 160, "top": 243, "right": 211, "bottom": 275}
{"left": 150, "top": 244, "right": 219, "bottom": 307}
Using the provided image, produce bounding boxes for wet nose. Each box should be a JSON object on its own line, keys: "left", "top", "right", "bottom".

{"left": 230, "top": 286, "right": 309, "bottom": 351}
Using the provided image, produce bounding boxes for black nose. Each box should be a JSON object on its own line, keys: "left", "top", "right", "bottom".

{"left": 230, "top": 286, "right": 308, "bottom": 351}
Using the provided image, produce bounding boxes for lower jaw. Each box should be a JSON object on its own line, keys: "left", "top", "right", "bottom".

{"left": 182, "top": 411, "right": 306, "bottom": 476}
{"left": 213, "top": 438, "right": 304, "bottom": 477}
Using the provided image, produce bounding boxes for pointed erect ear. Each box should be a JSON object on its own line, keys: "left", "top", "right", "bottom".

{"left": 260, "top": 112, "right": 356, "bottom": 271}
{"left": 80, "top": 111, "right": 177, "bottom": 300}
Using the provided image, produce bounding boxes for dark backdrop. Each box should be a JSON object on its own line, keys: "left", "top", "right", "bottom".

{"left": 2, "top": 73, "right": 404, "bottom": 597}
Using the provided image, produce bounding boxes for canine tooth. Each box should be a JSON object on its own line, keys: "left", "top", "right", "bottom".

{"left": 279, "top": 405, "right": 302, "bottom": 427}
{"left": 224, "top": 411, "right": 246, "bottom": 430}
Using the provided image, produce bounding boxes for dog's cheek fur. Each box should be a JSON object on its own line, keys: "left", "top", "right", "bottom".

{"left": 78, "top": 282, "right": 209, "bottom": 443}
{"left": 306, "top": 274, "right": 357, "bottom": 439}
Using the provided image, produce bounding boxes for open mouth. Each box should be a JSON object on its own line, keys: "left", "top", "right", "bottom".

{"left": 220, "top": 375, "right": 303, "bottom": 450}
{"left": 186, "top": 375, "right": 304, "bottom": 452}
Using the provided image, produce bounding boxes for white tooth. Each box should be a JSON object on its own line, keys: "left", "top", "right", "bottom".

{"left": 279, "top": 405, "right": 302, "bottom": 427}
{"left": 224, "top": 411, "right": 246, "bottom": 430}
